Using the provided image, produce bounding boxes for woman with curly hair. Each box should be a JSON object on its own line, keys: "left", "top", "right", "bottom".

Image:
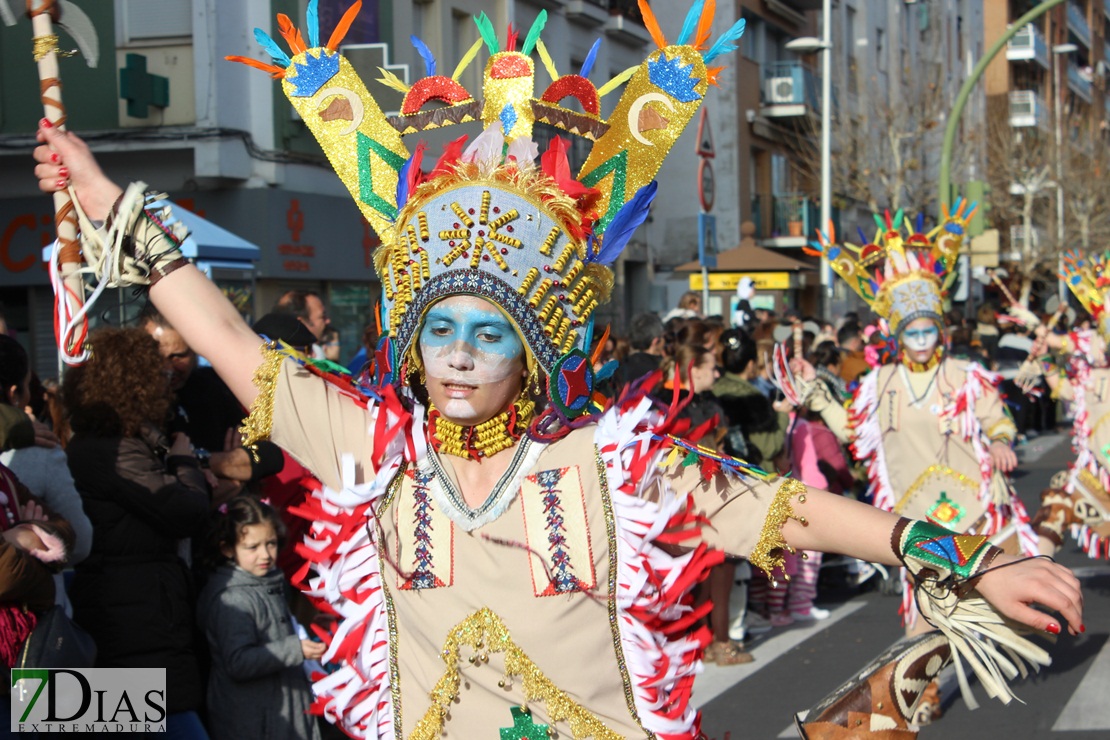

{"left": 64, "top": 327, "right": 211, "bottom": 739}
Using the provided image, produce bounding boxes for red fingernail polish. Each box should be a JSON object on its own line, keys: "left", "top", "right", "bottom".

{"left": 58, "top": 167, "right": 68, "bottom": 178}
{"left": 56, "top": 179, "right": 67, "bottom": 189}
{"left": 1080, "top": 624, "right": 1086, "bottom": 633}
{"left": 1046, "top": 622, "right": 1061, "bottom": 635}
{"left": 50, "top": 153, "right": 59, "bottom": 163}
{"left": 40, "top": 118, "right": 52, "bottom": 129}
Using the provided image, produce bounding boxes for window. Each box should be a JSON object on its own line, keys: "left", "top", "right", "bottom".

{"left": 876, "top": 28, "right": 886, "bottom": 72}
{"left": 115, "top": 0, "right": 192, "bottom": 45}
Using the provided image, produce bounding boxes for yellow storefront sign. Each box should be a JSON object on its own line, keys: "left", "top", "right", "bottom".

{"left": 688, "top": 271, "right": 792, "bottom": 291}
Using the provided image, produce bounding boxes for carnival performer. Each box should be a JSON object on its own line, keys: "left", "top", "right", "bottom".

{"left": 1029, "top": 250, "right": 1110, "bottom": 559}
{"left": 789, "top": 210, "right": 1042, "bottom": 726}
{"left": 32, "top": 4, "right": 1080, "bottom": 739}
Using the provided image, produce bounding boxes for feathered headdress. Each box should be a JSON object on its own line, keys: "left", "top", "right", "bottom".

{"left": 805, "top": 201, "right": 976, "bottom": 338}
{"left": 1062, "top": 248, "right": 1110, "bottom": 336}
{"left": 228, "top": 0, "right": 745, "bottom": 418}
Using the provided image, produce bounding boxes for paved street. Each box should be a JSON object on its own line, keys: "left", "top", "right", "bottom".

{"left": 696, "top": 431, "right": 1110, "bottom": 739}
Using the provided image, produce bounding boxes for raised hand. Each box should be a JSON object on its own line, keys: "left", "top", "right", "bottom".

{"left": 32, "top": 119, "right": 123, "bottom": 221}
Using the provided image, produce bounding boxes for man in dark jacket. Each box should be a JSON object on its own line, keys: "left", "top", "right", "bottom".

{"left": 619, "top": 312, "right": 666, "bottom": 387}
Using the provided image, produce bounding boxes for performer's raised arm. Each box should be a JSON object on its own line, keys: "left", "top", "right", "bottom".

{"left": 32, "top": 121, "right": 264, "bottom": 407}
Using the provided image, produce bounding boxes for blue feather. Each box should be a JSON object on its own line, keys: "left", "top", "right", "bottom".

{"left": 306, "top": 0, "right": 320, "bottom": 48}
{"left": 703, "top": 18, "right": 746, "bottom": 63}
{"left": 410, "top": 35, "right": 436, "bottom": 77}
{"left": 596, "top": 359, "right": 618, "bottom": 382}
{"left": 254, "top": 28, "right": 292, "bottom": 67}
{"left": 915, "top": 212, "right": 924, "bottom": 232}
{"left": 397, "top": 154, "right": 415, "bottom": 211}
{"left": 583, "top": 317, "right": 595, "bottom": 354}
{"left": 857, "top": 227, "right": 868, "bottom": 244}
{"left": 580, "top": 38, "right": 601, "bottom": 78}
{"left": 676, "top": 0, "right": 705, "bottom": 45}
{"left": 590, "top": 182, "right": 657, "bottom": 264}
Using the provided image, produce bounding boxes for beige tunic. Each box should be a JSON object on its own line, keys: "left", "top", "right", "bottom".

{"left": 261, "top": 357, "right": 797, "bottom": 739}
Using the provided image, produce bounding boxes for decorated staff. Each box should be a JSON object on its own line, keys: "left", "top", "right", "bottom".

{"left": 4, "top": 0, "right": 99, "bottom": 366}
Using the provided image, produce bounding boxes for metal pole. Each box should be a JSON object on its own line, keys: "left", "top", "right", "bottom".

{"left": 938, "top": 0, "right": 1066, "bottom": 217}
{"left": 1054, "top": 48, "right": 1066, "bottom": 305}
{"left": 701, "top": 266, "right": 710, "bottom": 317}
{"left": 819, "top": 0, "right": 832, "bottom": 315}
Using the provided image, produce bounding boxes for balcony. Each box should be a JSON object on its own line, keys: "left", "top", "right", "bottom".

{"left": 1006, "top": 23, "right": 1050, "bottom": 69}
{"left": 760, "top": 61, "right": 820, "bottom": 118}
{"left": 1009, "top": 90, "right": 1047, "bottom": 128}
{"left": 1067, "top": 63, "right": 1093, "bottom": 101}
{"left": 1006, "top": 224, "right": 1043, "bottom": 260}
{"left": 566, "top": 1, "right": 610, "bottom": 26}
{"left": 762, "top": 193, "right": 819, "bottom": 248}
{"left": 1067, "top": 3, "right": 1091, "bottom": 48}
{"left": 604, "top": 1, "right": 652, "bottom": 45}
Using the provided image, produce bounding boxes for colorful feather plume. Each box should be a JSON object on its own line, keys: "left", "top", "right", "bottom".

{"left": 703, "top": 18, "right": 746, "bottom": 63}
{"left": 252, "top": 28, "right": 292, "bottom": 67}
{"left": 474, "top": 12, "right": 499, "bottom": 55}
{"left": 306, "top": 0, "right": 320, "bottom": 48}
{"left": 676, "top": 0, "right": 705, "bottom": 46}
{"left": 637, "top": 0, "right": 667, "bottom": 48}
{"left": 326, "top": 0, "right": 362, "bottom": 51}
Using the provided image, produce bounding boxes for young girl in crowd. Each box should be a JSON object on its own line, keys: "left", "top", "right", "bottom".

{"left": 197, "top": 497, "right": 323, "bottom": 740}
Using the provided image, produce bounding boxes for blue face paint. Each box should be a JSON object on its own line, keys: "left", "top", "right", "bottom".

{"left": 418, "top": 297, "right": 527, "bottom": 423}
{"left": 901, "top": 323, "right": 940, "bottom": 353}
{"left": 419, "top": 304, "right": 524, "bottom": 360}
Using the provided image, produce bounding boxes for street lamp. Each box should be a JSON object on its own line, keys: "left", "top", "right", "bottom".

{"left": 1052, "top": 42, "right": 1077, "bottom": 305}
{"left": 786, "top": 0, "right": 833, "bottom": 315}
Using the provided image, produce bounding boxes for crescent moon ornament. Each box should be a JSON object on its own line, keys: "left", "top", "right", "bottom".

{"left": 627, "top": 93, "right": 675, "bottom": 146}
{"left": 314, "top": 86, "right": 365, "bottom": 135}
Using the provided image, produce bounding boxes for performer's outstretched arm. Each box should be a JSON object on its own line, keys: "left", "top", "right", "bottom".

{"left": 33, "top": 122, "right": 264, "bottom": 406}
{"left": 781, "top": 485, "right": 1084, "bottom": 635}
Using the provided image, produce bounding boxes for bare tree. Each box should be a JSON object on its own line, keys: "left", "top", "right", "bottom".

{"left": 1062, "top": 130, "right": 1110, "bottom": 255}
{"left": 984, "top": 106, "right": 1055, "bottom": 304}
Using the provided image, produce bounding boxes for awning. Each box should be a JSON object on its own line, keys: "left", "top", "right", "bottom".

{"left": 673, "top": 243, "right": 815, "bottom": 273}
{"left": 170, "top": 202, "right": 261, "bottom": 263}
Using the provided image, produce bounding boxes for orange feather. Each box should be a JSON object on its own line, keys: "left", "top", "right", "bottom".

{"left": 706, "top": 65, "right": 724, "bottom": 86}
{"left": 637, "top": 0, "right": 667, "bottom": 49}
{"left": 277, "top": 14, "right": 307, "bottom": 55}
{"left": 694, "top": 0, "right": 716, "bottom": 50}
{"left": 225, "top": 55, "right": 286, "bottom": 79}
{"left": 590, "top": 324, "right": 612, "bottom": 366}
{"left": 327, "top": 0, "right": 363, "bottom": 51}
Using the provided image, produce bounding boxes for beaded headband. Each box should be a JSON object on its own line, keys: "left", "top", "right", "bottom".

{"left": 806, "top": 202, "right": 975, "bottom": 339}
{"left": 228, "top": 1, "right": 745, "bottom": 417}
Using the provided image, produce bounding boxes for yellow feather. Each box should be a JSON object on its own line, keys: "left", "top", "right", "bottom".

{"left": 535, "top": 39, "right": 559, "bottom": 82}
{"left": 376, "top": 67, "right": 410, "bottom": 93}
{"left": 452, "top": 37, "right": 484, "bottom": 81}
{"left": 597, "top": 66, "right": 637, "bottom": 98}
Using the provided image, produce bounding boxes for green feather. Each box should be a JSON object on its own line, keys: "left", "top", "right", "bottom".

{"left": 522, "top": 9, "right": 547, "bottom": 55}
{"left": 893, "top": 208, "right": 904, "bottom": 229}
{"left": 473, "top": 12, "right": 498, "bottom": 55}
{"left": 873, "top": 213, "right": 885, "bottom": 231}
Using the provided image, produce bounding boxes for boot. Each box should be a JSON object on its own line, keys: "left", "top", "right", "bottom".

{"left": 795, "top": 632, "right": 951, "bottom": 739}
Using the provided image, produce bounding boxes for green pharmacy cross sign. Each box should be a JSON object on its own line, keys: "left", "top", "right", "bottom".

{"left": 500, "top": 706, "right": 549, "bottom": 739}
{"left": 119, "top": 53, "right": 169, "bottom": 118}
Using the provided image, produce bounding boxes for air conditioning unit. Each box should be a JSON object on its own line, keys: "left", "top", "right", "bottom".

{"left": 766, "top": 77, "right": 797, "bottom": 104}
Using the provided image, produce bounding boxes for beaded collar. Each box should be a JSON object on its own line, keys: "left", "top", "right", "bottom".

{"left": 428, "top": 401, "right": 532, "bottom": 460}
{"left": 900, "top": 346, "right": 943, "bottom": 372}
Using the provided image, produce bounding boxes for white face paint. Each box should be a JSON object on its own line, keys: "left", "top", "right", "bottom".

{"left": 418, "top": 295, "right": 526, "bottom": 424}
{"left": 900, "top": 317, "right": 941, "bottom": 363}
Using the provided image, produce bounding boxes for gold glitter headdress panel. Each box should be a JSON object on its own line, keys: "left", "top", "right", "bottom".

{"left": 228, "top": 1, "right": 747, "bottom": 417}
{"left": 806, "top": 203, "right": 975, "bottom": 338}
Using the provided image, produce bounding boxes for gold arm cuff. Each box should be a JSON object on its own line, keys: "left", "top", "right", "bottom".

{"left": 239, "top": 343, "right": 285, "bottom": 446}
{"left": 986, "top": 419, "right": 1016, "bottom": 444}
{"left": 749, "top": 478, "right": 807, "bottom": 576}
